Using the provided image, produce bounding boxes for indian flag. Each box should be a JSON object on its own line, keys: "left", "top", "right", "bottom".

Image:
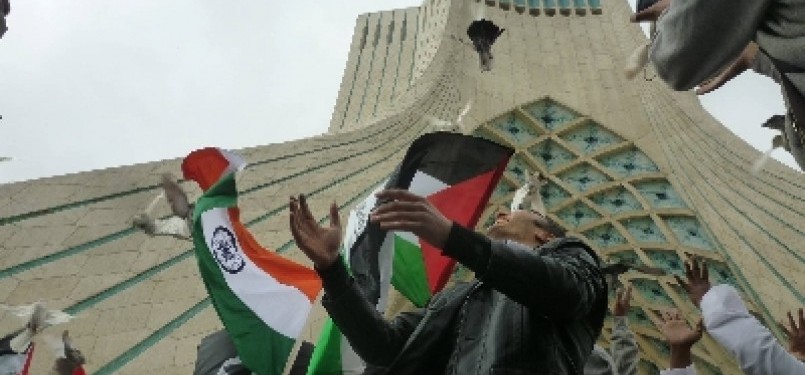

{"left": 184, "top": 148, "right": 323, "bottom": 375}
{"left": 307, "top": 132, "right": 513, "bottom": 374}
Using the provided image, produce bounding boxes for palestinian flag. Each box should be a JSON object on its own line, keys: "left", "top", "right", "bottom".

{"left": 184, "top": 148, "right": 323, "bottom": 375}
{"left": 307, "top": 132, "right": 513, "bottom": 374}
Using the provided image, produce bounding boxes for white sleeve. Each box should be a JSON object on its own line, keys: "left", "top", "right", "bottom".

{"left": 700, "top": 284, "right": 805, "bottom": 375}
{"left": 660, "top": 364, "right": 697, "bottom": 375}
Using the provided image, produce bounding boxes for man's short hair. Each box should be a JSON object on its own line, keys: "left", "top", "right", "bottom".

{"left": 533, "top": 212, "right": 566, "bottom": 238}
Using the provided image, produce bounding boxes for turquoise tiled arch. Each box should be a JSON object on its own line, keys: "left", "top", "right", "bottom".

{"left": 607, "top": 249, "right": 642, "bottom": 266}
{"left": 556, "top": 200, "right": 601, "bottom": 228}
{"left": 505, "top": 154, "right": 534, "bottom": 185}
{"left": 541, "top": 180, "right": 572, "bottom": 208}
{"left": 632, "top": 279, "right": 675, "bottom": 306}
{"left": 621, "top": 216, "right": 666, "bottom": 243}
{"left": 627, "top": 306, "right": 654, "bottom": 328}
{"left": 493, "top": 113, "right": 540, "bottom": 145}
{"left": 644, "top": 249, "right": 684, "bottom": 276}
{"left": 528, "top": 139, "right": 577, "bottom": 171}
{"left": 492, "top": 178, "right": 517, "bottom": 199}
{"left": 589, "top": 186, "right": 643, "bottom": 214}
{"left": 664, "top": 216, "right": 714, "bottom": 251}
{"left": 523, "top": 100, "right": 579, "bottom": 131}
{"left": 559, "top": 163, "right": 611, "bottom": 192}
{"left": 469, "top": 98, "right": 756, "bottom": 375}
{"left": 471, "top": 99, "right": 744, "bottom": 375}
{"left": 583, "top": 223, "right": 628, "bottom": 248}
{"left": 560, "top": 120, "right": 623, "bottom": 155}
{"left": 597, "top": 148, "right": 660, "bottom": 178}
{"left": 633, "top": 180, "right": 687, "bottom": 209}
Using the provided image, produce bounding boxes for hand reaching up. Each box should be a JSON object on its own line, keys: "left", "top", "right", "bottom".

{"left": 659, "top": 309, "right": 703, "bottom": 369}
{"left": 613, "top": 285, "right": 633, "bottom": 317}
{"left": 674, "top": 256, "right": 711, "bottom": 308}
{"left": 631, "top": 0, "right": 671, "bottom": 23}
{"left": 781, "top": 308, "right": 805, "bottom": 361}
{"left": 659, "top": 309, "right": 703, "bottom": 348}
{"left": 289, "top": 195, "right": 342, "bottom": 269}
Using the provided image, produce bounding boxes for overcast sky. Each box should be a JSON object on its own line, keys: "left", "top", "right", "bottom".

{"left": 0, "top": 1, "right": 797, "bottom": 184}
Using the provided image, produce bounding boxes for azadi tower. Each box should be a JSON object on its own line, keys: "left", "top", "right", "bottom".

{"left": 0, "top": 0, "right": 802, "bottom": 374}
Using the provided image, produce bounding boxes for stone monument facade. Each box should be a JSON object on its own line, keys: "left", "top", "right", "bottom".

{"left": 0, "top": 1, "right": 801, "bottom": 373}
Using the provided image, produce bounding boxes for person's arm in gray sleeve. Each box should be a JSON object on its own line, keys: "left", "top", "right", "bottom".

{"left": 611, "top": 316, "right": 639, "bottom": 375}
{"left": 610, "top": 286, "right": 639, "bottom": 375}
{"left": 319, "top": 257, "right": 425, "bottom": 366}
{"left": 650, "top": 0, "right": 772, "bottom": 90}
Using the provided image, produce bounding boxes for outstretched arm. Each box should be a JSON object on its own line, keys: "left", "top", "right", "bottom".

{"left": 701, "top": 285, "right": 805, "bottom": 375}
{"left": 318, "top": 257, "right": 425, "bottom": 366}
{"left": 696, "top": 43, "right": 759, "bottom": 95}
{"left": 611, "top": 286, "right": 639, "bottom": 375}
{"left": 658, "top": 310, "right": 702, "bottom": 375}
{"left": 676, "top": 258, "right": 805, "bottom": 375}
{"left": 649, "top": 0, "right": 772, "bottom": 90}
{"left": 289, "top": 195, "right": 422, "bottom": 366}
{"left": 370, "top": 189, "right": 605, "bottom": 321}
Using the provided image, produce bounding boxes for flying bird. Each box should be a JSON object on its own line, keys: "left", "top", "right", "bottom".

{"left": 132, "top": 174, "right": 193, "bottom": 240}
{"left": 466, "top": 19, "right": 505, "bottom": 72}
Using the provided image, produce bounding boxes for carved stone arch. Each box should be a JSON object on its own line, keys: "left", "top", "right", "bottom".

{"left": 471, "top": 97, "right": 755, "bottom": 374}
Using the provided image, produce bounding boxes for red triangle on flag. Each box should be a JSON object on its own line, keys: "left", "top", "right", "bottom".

{"left": 420, "top": 166, "right": 504, "bottom": 294}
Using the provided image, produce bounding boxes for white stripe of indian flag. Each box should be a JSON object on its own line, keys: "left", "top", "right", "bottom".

{"left": 200, "top": 207, "right": 312, "bottom": 339}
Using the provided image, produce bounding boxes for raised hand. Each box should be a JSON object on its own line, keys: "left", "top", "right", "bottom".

{"left": 696, "top": 43, "right": 758, "bottom": 95}
{"left": 631, "top": 0, "right": 671, "bottom": 23}
{"left": 613, "top": 285, "right": 632, "bottom": 317}
{"left": 370, "top": 189, "right": 453, "bottom": 249}
{"left": 659, "top": 309, "right": 703, "bottom": 348}
{"left": 781, "top": 308, "right": 805, "bottom": 361}
{"left": 289, "top": 195, "right": 342, "bottom": 269}
{"left": 674, "top": 256, "right": 711, "bottom": 308}
{"left": 659, "top": 309, "right": 703, "bottom": 369}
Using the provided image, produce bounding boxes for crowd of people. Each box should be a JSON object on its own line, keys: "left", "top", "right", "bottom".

{"left": 287, "top": 192, "right": 805, "bottom": 375}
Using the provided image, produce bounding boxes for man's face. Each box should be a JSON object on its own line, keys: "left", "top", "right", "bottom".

{"left": 487, "top": 209, "right": 553, "bottom": 246}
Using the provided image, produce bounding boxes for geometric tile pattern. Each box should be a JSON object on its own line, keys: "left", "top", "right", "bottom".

{"left": 589, "top": 186, "right": 643, "bottom": 214}
{"left": 472, "top": 98, "right": 747, "bottom": 375}
{"left": 633, "top": 180, "right": 688, "bottom": 209}
{"left": 665, "top": 216, "right": 715, "bottom": 251}
{"left": 560, "top": 120, "right": 623, "bottom": 155}
{"left": 557, "top": 200, "right": 602, "bottom": 229}
{"left": 598, "top": 147, "right": 660, "bottom": 178}
{"left": 621, "top": 216, "right": 667, "bottom": 244}
{"left": 528, "top": 139, "right": 576, "bottom": 171}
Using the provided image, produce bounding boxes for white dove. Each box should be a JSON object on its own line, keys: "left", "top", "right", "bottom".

{"left": 427, "top": 100, "right": 473, "bottom": 133}
{"left": 132, "top": 173, "right": 193, "bottom": 240}
{"left": 0, "top": 301, "right": 72, "bottom": 353}
{"left": 510, "top": 170, "right": 548, "bottom": 215}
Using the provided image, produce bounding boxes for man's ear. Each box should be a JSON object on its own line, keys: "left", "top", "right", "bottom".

{"left": 533, "top": 228, "right": 554, "bottom": 244}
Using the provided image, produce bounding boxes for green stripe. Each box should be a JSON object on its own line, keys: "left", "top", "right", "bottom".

{"left": 391, "top": 234, "right": 431, "bottom": 308}
{"left": 86, "top": 116, "right": 431, "bottom": 375}
{"left": 193, "top": 174, "right": 295, "bottom": 375}
{"left": 306, "top": 319, "right": 343, "bottom": 375}
{"left": 0, "top": 185, "right": 159, "bottom": 226}
{"left": 0, "top": 116, "right": 415, "bottom": 281}
{"left": 92, "top": 298, "right": 211, "bottom": 375}
{"left": 0, "top": 112, "right": 403, "bottom": 228}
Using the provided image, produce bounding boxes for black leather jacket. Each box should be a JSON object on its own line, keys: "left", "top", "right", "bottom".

{"left": 319, "top": 224, "right": 608, "bottom": 375}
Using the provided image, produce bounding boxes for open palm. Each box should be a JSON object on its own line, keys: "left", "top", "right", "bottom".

{"left": 289, "top": 195, "right": 342, "bottom": 269}
{"left": 659, "top": 310, "right": 703, "bottom": 348}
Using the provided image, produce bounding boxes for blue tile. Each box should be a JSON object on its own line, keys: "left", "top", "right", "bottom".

{"left": 528, "top": 139, "right": 576, "bottom": 171}
{"left": 560, "top": 120, "right": 623, "bottom": 155}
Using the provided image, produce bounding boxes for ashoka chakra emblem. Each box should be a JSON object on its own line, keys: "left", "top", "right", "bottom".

{"left": 210, "top": 226, "right": 245, "bottom": 274}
